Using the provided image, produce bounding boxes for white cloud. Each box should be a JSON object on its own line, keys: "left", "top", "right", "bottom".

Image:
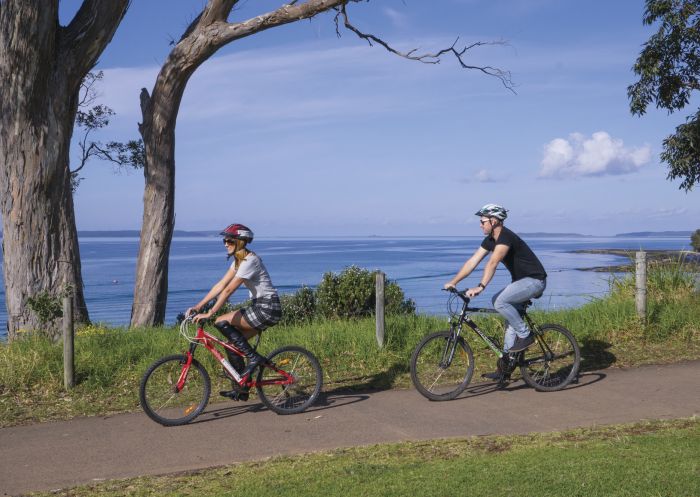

{"left": 539, "top": 131, "right": 652, "bottom": 178}
{"left": 384, "top": 7, "right": 409, "bottom": 29}
{"left": 458, "top": 169, "right": 507, "bottom": 183}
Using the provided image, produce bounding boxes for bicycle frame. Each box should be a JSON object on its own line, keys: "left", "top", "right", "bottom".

{"left": 176, "top": 323, "right": 295, "bottom": 393}
{"left": 446, "top": 290, "right": 553, "bottom": 364}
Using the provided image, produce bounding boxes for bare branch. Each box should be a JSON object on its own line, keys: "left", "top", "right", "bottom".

{"left": 336, "top": 3, "right": 515, "bottom": 93}
{"left": 78, "top": 71, "right": 104, "bottom": 107}
{"left": 208, "top": 0, "right": 348, "bottom": 48}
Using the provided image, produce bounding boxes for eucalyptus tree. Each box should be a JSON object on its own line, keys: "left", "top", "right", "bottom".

{"left": 629, "top": 0, "right": 700, "bottom": 191}
{"left": 0, "top": 1, "right": 129, "bottom": 340}
{"left": 71, "top": 71, "right": 145, "bottom": 192}
{"left": 132, "top": 0, "right": 513, "bottom": 327}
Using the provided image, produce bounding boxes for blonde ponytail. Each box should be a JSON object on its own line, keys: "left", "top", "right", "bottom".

{"left": 233, "top": 239, "right": 249, "bottom": 269}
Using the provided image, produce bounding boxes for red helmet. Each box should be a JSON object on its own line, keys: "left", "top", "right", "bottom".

{"left": 220, "top": 223, "right": 254, "bottom": 242}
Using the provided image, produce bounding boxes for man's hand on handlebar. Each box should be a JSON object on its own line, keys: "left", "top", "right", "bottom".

{"left": 443, "top": 283, "right": 482, "bottom": 298}
{"left": 465, "top": 285, "right": 485, "bottom": 298}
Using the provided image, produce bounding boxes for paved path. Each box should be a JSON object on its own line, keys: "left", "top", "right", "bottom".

{"left": 1, "top": 361, "right": 699, "bottom": 496}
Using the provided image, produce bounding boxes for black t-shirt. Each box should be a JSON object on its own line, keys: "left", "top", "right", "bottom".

{"left": 481, "top": 227, "right": 547, "bottom": 282}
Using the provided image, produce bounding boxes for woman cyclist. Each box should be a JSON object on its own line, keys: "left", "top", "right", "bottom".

{"left": 188, "top": 223, "right": 282, "bottom": 399}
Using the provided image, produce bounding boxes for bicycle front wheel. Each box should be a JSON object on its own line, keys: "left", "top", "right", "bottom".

{"left": 410, "top": 330, "right": 474, "bottom": 401}
{"left": 256, "top": 346, "right": 323, "bottom": 415}
{"left": 520, "top": 324, "right": 580, "bottom": 392}
{"left": 139, "top": 354, "right": 211, "bottom": 426}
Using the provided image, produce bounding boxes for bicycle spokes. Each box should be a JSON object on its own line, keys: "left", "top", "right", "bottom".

{"left": 139, "top": 354, "right": 211, "bottom": 427}
{"left": 256, "top": 346, "right": 323, "bottom": 415}
{"left": 410, "top": 331, "right": 474, "bottom": 401}
{"left": 520, "top": 324, "right": 580, "bottom": 392}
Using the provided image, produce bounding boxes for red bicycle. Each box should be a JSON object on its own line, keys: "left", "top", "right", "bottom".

{"left": 139, "top": 316, "right": 323, "bottom": 426}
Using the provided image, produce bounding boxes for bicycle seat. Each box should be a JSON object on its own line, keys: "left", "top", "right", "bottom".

{"left": 517, "top": 300, "right": 533, "bottom": 317}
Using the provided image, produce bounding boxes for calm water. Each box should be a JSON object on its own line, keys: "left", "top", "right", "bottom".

{"left": 0, "top": 235, "right": 692, "bottom": 339}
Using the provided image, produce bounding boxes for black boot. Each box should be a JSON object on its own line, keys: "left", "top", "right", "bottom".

{"left": 220, "top": 348, "right": 249, "bottom": 401}
{"left": 215, "top": 321, "right": 266, "bottom": 379}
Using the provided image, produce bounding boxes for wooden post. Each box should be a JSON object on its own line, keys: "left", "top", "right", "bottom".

{"left": 63, "top": 295, "right": 75, "bottom": 389}
{"left": 635, "top": 251, "right": 647, "bottom": 321}
{"left": 375, "top": 271, "right": 385, "bottom": 348}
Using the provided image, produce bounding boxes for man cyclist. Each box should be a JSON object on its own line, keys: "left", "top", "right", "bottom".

{"left": 444, "top": 204, "right": 547, "bottom": 378}
{"left": 188, "top": 223, "right": 282, "bottom": 400}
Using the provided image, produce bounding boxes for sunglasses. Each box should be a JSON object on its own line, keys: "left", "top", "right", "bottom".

{"left": 223, "top": 238, "right": 236, "bottom": 245}
{"left": 479, "top": 219, "right": 490, "bottom": 225}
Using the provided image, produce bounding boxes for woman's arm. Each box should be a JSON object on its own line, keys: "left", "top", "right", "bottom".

{"left": 193, "top": 274, "right": 246, "bottom": 321}
{"left": 188, "top": 266, "right": 237, "bottom": 315}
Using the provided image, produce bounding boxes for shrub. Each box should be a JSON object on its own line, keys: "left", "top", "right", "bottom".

{"left": 279, "top": 286, "right": 316, "bottom": 325}
{"left": 26, "top": 291, "right": 63, "bottom": 325}
{"left": 315, "top": 265, "right": 415, "bottom": 320}
{"left": 691, "top": 229, "right": 700, "bottom": 252}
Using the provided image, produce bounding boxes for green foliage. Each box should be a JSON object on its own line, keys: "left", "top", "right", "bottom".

{"left": 315, "top": 266, "right": 415, "bottom": 320}
{"left": 26, "top": 291, "right": 63, "bottom": 326}
{"left": 279, "top": 285, "right": 316, "bottom": 325}
{"left": 691, "top": 228, "right": 700, "bottom": 251}
{"left": 628, "top": 0, "right": 700, "bottom": 191}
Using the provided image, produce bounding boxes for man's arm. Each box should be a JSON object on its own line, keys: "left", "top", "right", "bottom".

{"left": 466, "top": 243, "right": 509, "bottom": 297}
{"left": 445, "top": 247, "right": 490, "bottom": 288}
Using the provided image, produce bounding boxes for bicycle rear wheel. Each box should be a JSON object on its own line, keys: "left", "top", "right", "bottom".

{"left": 519, "top": 324, "right": 580, "bottom": 392}
{"left": 139, "top": 354, "right": 211, "bottom": 426}
{"left": 256, "top": 346, "right": 323, "bottom": 415}
{"left": 410, "top": 330, "right": 474, "bottom": 401}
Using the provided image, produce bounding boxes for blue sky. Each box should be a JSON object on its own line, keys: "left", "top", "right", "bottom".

{"left": 60, "top": 0, "right": 699, "bottom": 236}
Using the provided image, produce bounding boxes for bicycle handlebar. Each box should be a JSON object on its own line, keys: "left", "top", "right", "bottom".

{"left": 443, "top": 286, "right": 471, "bottom": 304}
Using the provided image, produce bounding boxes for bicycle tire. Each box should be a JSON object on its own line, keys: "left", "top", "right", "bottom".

{"left": 256, "top": 345, "right": 323, "bottom": 415}
{"left": 519, "top": 324, "right": 580, "bottom": 392}
{"left": 410, "top": 330, "right": 474, "bottom": 401}
{"left": 139, "top": 354, "right": 211, "bottom": 426}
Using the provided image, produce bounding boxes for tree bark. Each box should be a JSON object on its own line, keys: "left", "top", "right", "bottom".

{"left": 0, "top": 0, "right": 128, "bottom": 340}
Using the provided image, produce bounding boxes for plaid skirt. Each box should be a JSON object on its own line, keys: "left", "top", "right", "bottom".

{"left": 241, "top": 294, "right": 282, "bottom": 331}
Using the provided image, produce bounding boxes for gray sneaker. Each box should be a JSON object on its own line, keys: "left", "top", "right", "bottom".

{"left": 509, "top": 334, "right": 534, "bottom": 352}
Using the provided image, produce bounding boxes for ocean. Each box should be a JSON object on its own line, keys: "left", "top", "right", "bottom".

{"left": 0, "top": 235, "right": 692, "bottom": 340}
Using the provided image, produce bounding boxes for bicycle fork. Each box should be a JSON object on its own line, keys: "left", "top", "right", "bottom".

{"left": 441, "top": 331, "right": 461, "bottom": 368}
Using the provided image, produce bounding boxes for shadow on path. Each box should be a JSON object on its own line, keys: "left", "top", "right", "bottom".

{"left": 580, "top": 338, "right": 617, "bottom": 371}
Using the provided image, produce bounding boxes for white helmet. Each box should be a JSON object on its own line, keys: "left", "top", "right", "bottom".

{"left": 475, "top": 203, "right": 508, "bottom": 221}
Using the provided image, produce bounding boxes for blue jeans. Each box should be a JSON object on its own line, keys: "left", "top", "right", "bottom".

{"left": 491, "top": 277, "right": 546, "bottom": 351}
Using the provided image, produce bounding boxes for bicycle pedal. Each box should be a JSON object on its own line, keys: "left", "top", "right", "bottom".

{"left": 497, "top": 376, "right": 511, "bottom": 389}
{"left": 219, "top": 389, "right": 249, "bottom": 401}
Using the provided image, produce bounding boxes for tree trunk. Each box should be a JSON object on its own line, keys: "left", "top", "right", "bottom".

{"left": 0, "top": 1, "right": 128, "bottom": 340}
{"left": 130, "top": 65, "right": 193, "bottom": 327}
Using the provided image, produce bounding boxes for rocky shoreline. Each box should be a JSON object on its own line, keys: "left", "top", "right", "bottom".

{"left": 572, "top": 249, "right": 700, "bottom": 272}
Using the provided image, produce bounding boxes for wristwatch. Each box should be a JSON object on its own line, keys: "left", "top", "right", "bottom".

{"left": 478, "top": 282, "right": 486, "bottom": 289}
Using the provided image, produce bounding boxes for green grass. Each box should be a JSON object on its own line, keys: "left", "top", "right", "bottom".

{"left": 1, "top": 263, "right": 699, "bottom": 427}
{"left": 25, "top": 418, "right": 700, "bottom": 497}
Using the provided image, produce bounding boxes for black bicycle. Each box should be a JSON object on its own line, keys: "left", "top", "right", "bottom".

{"left": 410, "top": 287, "right": 581, "bottom": 401}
